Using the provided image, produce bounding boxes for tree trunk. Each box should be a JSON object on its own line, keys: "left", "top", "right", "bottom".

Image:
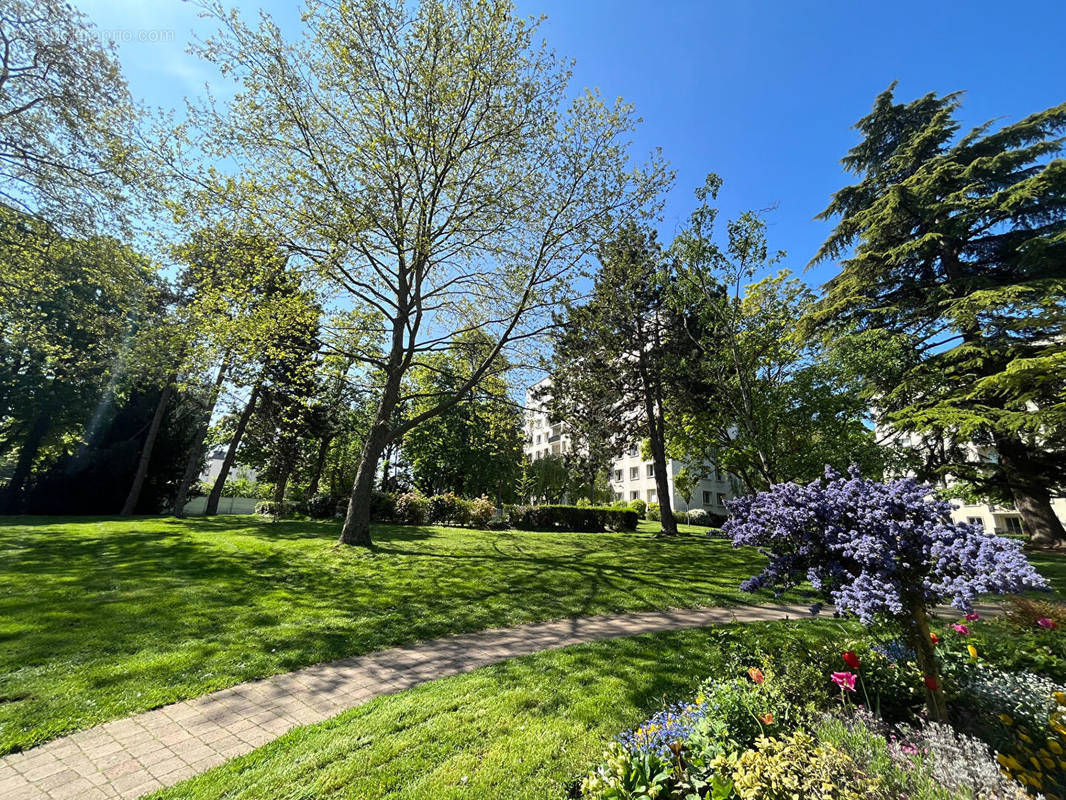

{"left": 2, "top": 412, "right": 49, "bottom": 512}
{"left": 906, "top": 599, "right": 947, "bottom": 722}
{"left": 174, "top": 358, "right": 230, "bottom": 518}
{"left": 271, "top": 457, "right": 291, "bottom": 520}
{"left": 995, "top": 434, "right": 1066, "bottom": 547}
{"left": 205, "top": 382, "right": 260, "bottom": 516}
{"left": 307, "top": 434, "right": 331, "bottom": 498}
{"left": 338, "top": 422, "right": 390, "bottom": 546}
{"left": 651, "top": 443, "right": 677, "bottom": 535}
{"left": 120, "top": 377, "right": 176, "bottom": 516}
{"left": 1011, "top": 482, "right": 1066, "bottom": 547}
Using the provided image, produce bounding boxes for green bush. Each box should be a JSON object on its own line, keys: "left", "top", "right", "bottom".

{"left": 367, "top": 489, "right": 395, "bottom": 522}
{"left": 727, "top": 731, "right": 873, "bottom": 800}
{"left": 508, "top": 505, "right": 638, "bottom": 533}
{"left": 394, "top": 491, "right": 430, "bottom": 525}
{"left": 687, "top": 508, "right": 709, "bottom": 526}
{"left": 306, "top": 494, "right": 334, "bottom": 519}
{"left": 428, "top": 492, "right": 472, "bottom": 526}
{"left": 468, "top": 495, "right": 496, "bottom": 528}
{"left": 646, "top": 503, "right": 660, "bottom": 522}
{"left": 628, "top": 499, "right": 647, "bottom": 518}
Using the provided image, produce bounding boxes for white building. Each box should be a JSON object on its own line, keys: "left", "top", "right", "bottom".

{"left": 524, "top": 378, "right": 739, "bottom": 514}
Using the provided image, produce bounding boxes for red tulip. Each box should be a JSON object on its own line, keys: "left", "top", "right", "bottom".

{"left": 842, "top": 651, "right": 861, "bottom": 670}
{"left": 952, "top": 624, "right": 970, "bottom": 636}
{"left": 929, "top": 633, "right": 939, "bottom": 645}
{"left": 924, "top": 675, "right": 939, "bottom": 691}
{"left": 1038, "top": 617, "right": 1058, "bottom": 630}
{"left": 965, "top": 612, "right": 979, "bottom": 622}
{"left": 760, "top": 713, "right": 773, "bottom": 725}
{"left": 748, "top": 667, "right": 765, "bottom": 684}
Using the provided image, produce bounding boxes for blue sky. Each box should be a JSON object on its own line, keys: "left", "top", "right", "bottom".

{"left": 77, "top": 0, "right": 1066, "bottom": 290}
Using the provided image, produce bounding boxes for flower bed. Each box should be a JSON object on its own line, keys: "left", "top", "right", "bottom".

{"left": 579, "top": 471, "right": 1061, "bottom": 799}
{"left": 580, "top": 602, "right": 1063, "bottom": 798}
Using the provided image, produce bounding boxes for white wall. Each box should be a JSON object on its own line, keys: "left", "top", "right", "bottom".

{"left": 182, "top": 496, "right": 260, "bottom": 515}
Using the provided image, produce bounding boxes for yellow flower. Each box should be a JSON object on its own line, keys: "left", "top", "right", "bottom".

{"left": 967, "top": 644, "right": 978, "bottom": 659}
{"left": 1055, "top": 691, "right": 1066, "bottom": 706}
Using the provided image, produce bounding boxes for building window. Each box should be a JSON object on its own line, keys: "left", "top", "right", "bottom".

{"left": 629, "top": 490, "right": 639, "bottom": 501}
{"left": 647, "top": 489, "right": 657, "bottom": 503}
{"left": 717, "top": 493, "right": 727, "bottom": 507}
{"left": 614, "top": 469, "right": 623, "bottom": 482}
{"left": 629, "top": 466, "right": 639, "bottom": 480}
{"left": 646, "top": 463, "right": 654, "bottom": 477}
{"left": 1005, "top": 517, "right": 1023, "bottom": 535}
{"left": 713, "top": 465, "right": 722, "bottom": 481}
{"left": 702, "top": 490, "right": 711, "bottom": 505}
{"left": 627, "top": 444, "right": 639, "bottom": 457}
{"left": 535, "top": 434, "right": 541, "bottom": 444}
{"left": 966, "top": 516, "right": 984, "bottom": 531}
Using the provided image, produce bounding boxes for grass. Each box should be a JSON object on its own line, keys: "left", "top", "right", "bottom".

{"left": 0, "top": 515, "right": 769, "bottom": 754}
{"left": 152, "top": 619, "right": 847, "bottom": 800}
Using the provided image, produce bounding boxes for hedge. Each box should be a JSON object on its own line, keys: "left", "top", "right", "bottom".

{"left": 508, "top": 504, "right": 638, "bottom": 533}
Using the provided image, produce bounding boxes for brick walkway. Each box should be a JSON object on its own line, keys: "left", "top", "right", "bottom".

{"left": 0, "top": 601, "right": 992, "bottom": 800}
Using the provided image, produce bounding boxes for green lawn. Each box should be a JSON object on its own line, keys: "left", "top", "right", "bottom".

{"left": 152, "top": 619, "right": 845, "bottom": 800}
{"left": 0, "top": 515, "right": 768, "bottom": 754}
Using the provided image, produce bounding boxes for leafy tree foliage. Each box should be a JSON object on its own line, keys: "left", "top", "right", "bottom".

{"left": 402, "top": 333, "right": 524, "bottom": 501}
{"left": 191, "top": 0, "right": 667, "bottom": 545}
{"left": 551, "top": 223, "right": 682, "bottom": 535}
{"left": 667, "top": 176, "right": 886, "bottom": 492}
{"left": 0, "top": 0, "right": 143, "bottom": 234}
{"left": 811, "top": 86, "right": 1066, "bottom": 545}
{"left": 0, "top": 207, "right": 160, "bottom": 510}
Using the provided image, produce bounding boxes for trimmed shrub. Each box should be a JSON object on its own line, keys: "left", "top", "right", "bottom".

{"left": 646, "top": 503, "right": 660, "bottom": 522}
{"left": 687, "top": 508, "right": 709, "bottom": 526}
{"left": 393, "top": 491, "right": 430, "bottom": 525}
{"left": 508, "top": 504, "right": 638, "bottom": 533}
{"left": 427, "top": 492, "right": 472, "bottom": 526}
{"left": 306, "top": 494, "right": 334, "bottom": 519}
{"left": 468, "top": 495, "right": 496, "bottom": 528}
{"left": 628, "top": 499, "right": 647, "bottom": 518}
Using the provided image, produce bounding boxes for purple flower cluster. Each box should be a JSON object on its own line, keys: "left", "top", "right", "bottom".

{"left": 873, "top": 639, "right": 916, "bottom": 664}
{"left": 616, "top": 700, "right": 708, "bottom": 759}
{"left": 724, "top": 467, "right": 1047, "bottom": 624}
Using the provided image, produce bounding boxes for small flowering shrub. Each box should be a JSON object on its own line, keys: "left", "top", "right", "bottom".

{"left": 468, "top": 495, "right": 496, "bottom": 528}
{"left": 393, "top": 491, "right": 430, "bottom": 525}
{"left": 427, "top": 492, "right": 472, "bottom": 526}
{"left": 725, "top": 466, "right": 1047, "bottom": 720}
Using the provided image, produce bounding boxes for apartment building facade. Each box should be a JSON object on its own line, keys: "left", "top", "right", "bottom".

{"left": 524, "top": 378, "right": 738, "bottom": 514}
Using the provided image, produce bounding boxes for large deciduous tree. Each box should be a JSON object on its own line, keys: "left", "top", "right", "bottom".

{"left": 810, "top": 86, "right": 1066, "bottom": 546}
{"left": 668, "top": 175, "right": 886, "bottom": 492}
{"left": 192, "top": 0, "right": 666, "bottom": 545}
{"left": 551, "top": 224, "right": 681, "bottom": 535}
{"left": 0, "top": 0, "right": 141, "bottom": 234}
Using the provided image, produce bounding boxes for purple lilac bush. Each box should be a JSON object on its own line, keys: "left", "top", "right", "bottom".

{"left": 724, "top": 467, "right": 1047, "bottom": 624}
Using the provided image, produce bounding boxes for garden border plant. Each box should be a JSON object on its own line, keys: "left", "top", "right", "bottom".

{"left": 724, "top": 466, "right": 1048, "bottom": 720}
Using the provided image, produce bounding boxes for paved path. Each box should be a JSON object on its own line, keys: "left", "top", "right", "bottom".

{"left": 0, "top": 601, "right": 994, "bottom": 800}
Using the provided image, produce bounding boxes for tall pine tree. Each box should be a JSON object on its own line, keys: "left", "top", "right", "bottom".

{"left": 811, "top": 86, "right": 1066, "bottom": 545}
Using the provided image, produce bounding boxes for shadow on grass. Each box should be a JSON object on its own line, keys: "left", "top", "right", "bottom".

{"left": 0, "top": 514, "right": 768, "bottom": 753}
